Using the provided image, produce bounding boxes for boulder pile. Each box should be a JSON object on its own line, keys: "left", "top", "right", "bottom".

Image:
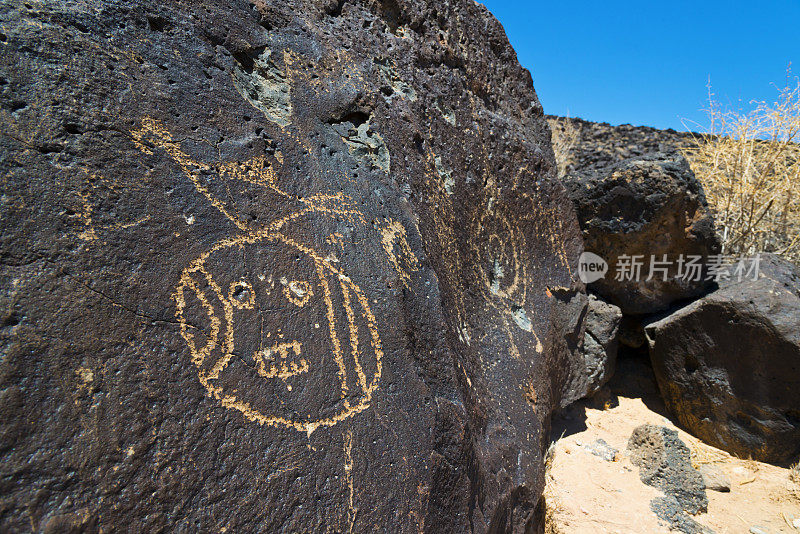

{"left": 551, "top": 116, "right": 800, "bottom": 466}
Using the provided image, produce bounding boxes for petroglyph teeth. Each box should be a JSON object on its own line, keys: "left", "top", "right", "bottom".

{"left": 255, "top": 341, "right": 309, "bottom": 383}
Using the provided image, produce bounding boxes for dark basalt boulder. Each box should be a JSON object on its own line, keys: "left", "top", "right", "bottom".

{"left": 561, "top": 294, "right": 621, "bottom": 403}
{"left": 549, "top": 115, "right": 693, "bottom": 178}
{"left": 627, "top": 424, "right": 709, "bottom": 534}
{"left": 645, "top": 254, "right": 800, "bottom": 465}
{"left": 565, "top": 153, "right": 720, "bottom": 315}
{"left": 0, "top": 0, "right": 585, "bottom": 532}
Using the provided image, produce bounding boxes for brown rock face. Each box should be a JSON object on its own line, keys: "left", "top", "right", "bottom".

{"left": 646, "top": 254, "right": 800, "bottom": 465}
{"left": 0, "top": 0, "right": 584, "bottom": 531}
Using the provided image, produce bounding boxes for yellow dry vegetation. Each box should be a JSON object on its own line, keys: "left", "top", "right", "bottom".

{"left": 547, "top": 116, "right": 580, "bottom": 178}
{"left": 683, "top": 72, "right": 800, "bottom": 262}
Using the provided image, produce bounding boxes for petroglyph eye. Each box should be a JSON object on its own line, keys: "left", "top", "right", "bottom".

{"left": 479, "top": 213, "right": 526, "bottom": 302}
{"left": 229, "top": 280, "right": 255, "bottom": 309}
{"left": 281, "top": 278, "right": 313, "bottom": 307}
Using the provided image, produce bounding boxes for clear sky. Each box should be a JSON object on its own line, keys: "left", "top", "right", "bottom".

{"left": 479, "top": 0, "right": 800, "bottom": 131}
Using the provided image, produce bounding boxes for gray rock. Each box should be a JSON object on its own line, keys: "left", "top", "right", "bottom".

{"left": 0, "top": 0, "right": 586, "bottom": 531}
{"left": 627, "top": 425, "right": 708, "bottom": 532}
{"left": 583, "top": 438, "right": 618, "bottom": 462}
{"left": 646, "top": 254, "right": 800, "bottom": 464}
{"left": 565, "top": 153, "right": 721, "bottom": 314}
{"left": 562, "top": 295, "right": 621, "bottom": 403}
{"left": 697, "top": 464, "right": 731, "bottom": 492}
{"left": 650, "top": 496, "right": 713, "bottom": 534}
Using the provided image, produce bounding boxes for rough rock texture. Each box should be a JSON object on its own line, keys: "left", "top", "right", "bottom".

{"left": 565, "top": 153, "right": 720, "bottom": 315}
{"left": 627, "top": 425, "right": 709, "bottom": 534}
{"left": 548, "top": 115, "right": 692, "bottom": 178}
{"left": 646, "top": 254, "right": 800, "bottom": 465}
{"left": 544, "top": 367, "right": 799, "bottom": 534}
{"left": 0, "top": 0, "right": 586, "bottom": 532}
{"left": 561, "top": 294, "right": 620, "bottom": 402}
{"left": 617, "top": 314, "right": 648, "bottom": 349}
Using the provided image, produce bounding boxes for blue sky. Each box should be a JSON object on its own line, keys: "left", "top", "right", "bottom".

{"left": 479, "top": 0, "right": 800, "bottom": 131}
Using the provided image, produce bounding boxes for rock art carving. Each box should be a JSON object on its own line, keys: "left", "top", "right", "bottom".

{"left": 132, "top": 117, "right": 393, "bottom": 434}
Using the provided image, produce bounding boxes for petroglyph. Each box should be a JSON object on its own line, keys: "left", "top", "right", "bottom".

{"left": 256, "top": 341, "right": 309, "bottom": 390}
{"left": 132, "top": 117, "right": 391, "bottom": 433}
{"left": 74, "top": 169, "right": 150, "bottom": 242}
{"left": 281, "top": 278, "right": 313, "bottom": 307}
{"left": 380, "top": 219, "right": 420, "bottom": 288}
{"left": 469, "top": 156, "right": 546, "bottom": 356}
{"left": 344, "top": 428, "right": 357, "bottom": 533}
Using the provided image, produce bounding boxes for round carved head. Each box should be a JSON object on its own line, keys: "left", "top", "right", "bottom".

{"left": 175, "top": 230, "right": 382, "bottom": 433}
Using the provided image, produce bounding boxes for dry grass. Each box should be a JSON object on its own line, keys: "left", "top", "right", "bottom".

{"left": 791, "top": 461, "right": 800, "bottom": 484}
{"left": 548, "top": 116, "right": 580, "bottom": 178}
{"left": 685, "top": 433, "right": 731, "bottom": 469}
{"left": 682, "top": 72, "right": 800, "bottom": 262}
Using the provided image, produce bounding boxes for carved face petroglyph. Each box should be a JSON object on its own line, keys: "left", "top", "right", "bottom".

{"left": 131, "top": 117, "right": 398, "bottom": 433}
{"left": 175, "top": 231, "right": 383, "bottom": 434}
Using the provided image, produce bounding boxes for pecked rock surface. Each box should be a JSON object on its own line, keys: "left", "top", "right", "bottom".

{"left": 0, "top": 0, "right": 585, "bottom": 532}
{"left": 646, "top": 254, "right": 800, "bottom": 465}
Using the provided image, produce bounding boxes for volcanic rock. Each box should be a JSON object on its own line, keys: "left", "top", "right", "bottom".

{"left": 627, "top": 424, "right": 709, "bottom": 533}
{"left": 565, "top": 153, "right": 720, "bottom": 314}
{"left": 0, "top": 0, "right": 584, "bottom": 531}
{"left": 561, "top": 294, "right": 621, "bottom": 403}
{"left": 646, "top": 253, "right": 800, "bottom": 464}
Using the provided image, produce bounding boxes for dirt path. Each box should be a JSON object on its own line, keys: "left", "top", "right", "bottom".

{"left": 544, "top": 357, "right": 800, "bottom": 533}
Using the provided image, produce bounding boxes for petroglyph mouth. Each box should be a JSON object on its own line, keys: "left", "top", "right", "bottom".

{"left": 255, "top": 340, "right": 310, "bottom": 391}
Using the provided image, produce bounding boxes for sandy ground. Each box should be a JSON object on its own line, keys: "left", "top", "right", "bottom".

{"left": 544, "top": 357, "right": 800, "bottom": 534}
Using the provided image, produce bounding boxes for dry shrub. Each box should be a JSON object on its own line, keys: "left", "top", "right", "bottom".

{"left": 548, "top": 116, "right": 580, "bottom": 178}
{"left": 682, "top": 73, "right": 800, "bottom": 262}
